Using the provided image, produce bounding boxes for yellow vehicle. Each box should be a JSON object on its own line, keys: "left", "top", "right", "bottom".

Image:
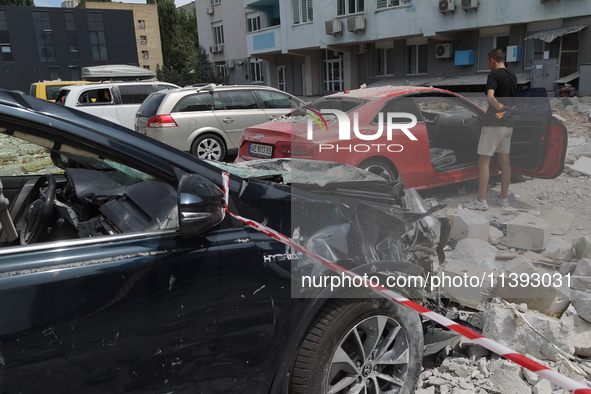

{"left": 29, "top": 81, "right": 95, "bottom": 102}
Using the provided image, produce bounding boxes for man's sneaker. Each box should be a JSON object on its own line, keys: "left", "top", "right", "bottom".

{"left": 490, "top": 196, "right": 509, "bottom": 207}
{"left": 463, "top": 199, "right": 488, "bottom": 211}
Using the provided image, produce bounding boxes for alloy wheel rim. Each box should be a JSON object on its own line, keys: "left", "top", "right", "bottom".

{"left": 197, "top": 138, "right": 222, "bottom": 161}
{"left": 327, "top": 315, "right": 409, "bottom": 394}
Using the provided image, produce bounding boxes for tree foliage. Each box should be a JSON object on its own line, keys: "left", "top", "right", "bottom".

{"left": 156, "top": 0, "right": 223, "bottom": 87}
{"left": 0, "top": 0, "right": 34, "bottom": 6}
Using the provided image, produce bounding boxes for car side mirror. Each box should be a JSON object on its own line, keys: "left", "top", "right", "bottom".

{"left": 178, "top": 174, "right": 226, "bottom": 238}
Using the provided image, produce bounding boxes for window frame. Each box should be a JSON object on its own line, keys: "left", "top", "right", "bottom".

{"left": 213, "top": 22, "right": 224, "bottom": 45}
{"left": 250, "top": 58, "right": 264, "bottom": 83}
{"left": 337, "top": 0, "right": 364, "bottom": 16}
{"left": 376, "top": 0, "right": 410, "bottom": 9}
{"left": 405, "top": 43, "right": 428, "bottom": 76}
{"left": 477, "top": 33, "right": 510, "bottom": 71}
{"left": 375, "top": 47, "right": 395, "bottom": 76}
{"left": 292, "top": 0, "right": 313, "bottom": 25}
{"left": 138, "top": 19, "right": 146, "bottom": 29}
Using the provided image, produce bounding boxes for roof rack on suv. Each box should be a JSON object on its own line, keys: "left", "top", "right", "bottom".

{"left": 81, "top": 65, "right": 155, "bottom": 82}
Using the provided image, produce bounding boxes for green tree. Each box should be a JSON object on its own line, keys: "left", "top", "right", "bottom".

{"left": 156, "top": 0, "right": 180, "bottom": 69}
{"left": 0, "top": 0, "right": 34, "bottom": 6}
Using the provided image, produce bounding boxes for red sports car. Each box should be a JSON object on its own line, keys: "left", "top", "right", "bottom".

{"left": 236, "top": 86, "right": 567, "bottom": 190}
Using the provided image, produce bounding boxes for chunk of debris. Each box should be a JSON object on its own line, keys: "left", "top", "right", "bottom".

{"left": 449, "top": 238, "right": 498, "bottom": 270}
{"left": 488, "top": 368, "right": 532, "bottom": 394}
{"left": 493, "top": 257, "right": 570, "bottom": 316}
{"left": 574, "top": 235, "right": 591, "bottom": 259}
{"left": 490, "top": 226, "right": 504, "bottom": 244}
{"left": 441, "top": 258, "right": 496, "bottom": 311}
{"left": 450, "top": 211, "right": 489, "bottom": 242}
{"left": 570, "top": 290, "right": 591, "bottom": 324}
{"left": 547, "top": 207, "right": 575, "bottom": 235}
{"left": 561, "top": 313, "right": 591, "bottom": 357}
{"left": 481, "top": 302, "right": 575, "bottom": 360}
{"left": 542, "top": 237, "right": 573, "bottom": 261}
{"left": 571, "top": 156, "right": 591, "bottom": 177}
{"left": 504, "top": 213, "right": 551, "bottom": 251}
{"left": 574, "top": 258, "right": 591, "bottom": 276}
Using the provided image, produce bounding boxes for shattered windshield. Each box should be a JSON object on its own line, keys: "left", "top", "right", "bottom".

{"left": 277, "top": 97, "right": 367, "bottom": 123}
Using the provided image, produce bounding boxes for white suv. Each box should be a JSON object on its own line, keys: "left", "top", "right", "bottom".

{"left": 135, "top": 84, "right": 303, "bottom": 162}
{"left": 56, "top": 81, "right": 179, "bottom": 130}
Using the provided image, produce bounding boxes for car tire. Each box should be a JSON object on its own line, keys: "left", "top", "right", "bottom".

{"left": 359, "top": 158, "right": 398, "bottom": 182}
{"left": 291, "top": 298, "right": 423, "bottom": 394}
{"left": 191, "top": 134, "right": 226, "bottom": 162}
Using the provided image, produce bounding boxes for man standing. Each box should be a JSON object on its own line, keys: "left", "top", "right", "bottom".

{"left": 464, "top": 48, "right": 517, "bottom": 211}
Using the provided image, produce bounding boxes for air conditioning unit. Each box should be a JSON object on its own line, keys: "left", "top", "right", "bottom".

{"left": 461, "top": 0, "right": 478, "bottom": 10}
{"left": 206, "top": 7, "right": 214, "bottom": 15}
{"left": 347, "top": 15, "right": 365, "bottom": 32}
{"left": 210, "top": 44, "right": 224, "bottom": 53}
{"left": 439, "top": 0, "right": 455, "bottom": 13}
{"left": 325, "top": 19, "right": 343, "bottom": 35}
{"left": 225, "top": 60, "right": 235, "bottom": 69}
{"left": 353, "top": 44, "right": 369, "bottom": 55}
{"left": 436, "top": 43, "right": 453, "bottom": 58}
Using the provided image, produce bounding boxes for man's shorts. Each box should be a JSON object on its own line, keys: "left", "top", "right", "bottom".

{"left": 477, "top": 126, "right": 513, "bottom": 156}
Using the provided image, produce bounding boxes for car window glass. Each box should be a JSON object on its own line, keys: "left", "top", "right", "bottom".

{"left": 45, "top": 85, "right": 66, "bottom": 101}
{"left": 78, "top": 88, "right": 112, "bottom": 105}
{"left": 119, "top": 84, "right": 155, "bottom": 105}
{"left": 137, "top": 92, "right": 166, "bottom": 117}
{"left": 0, "top": 134, "right": 63, "bottom": 177}
{"left": 173, "top": 92, "right": 216, "bottom": 113}
{"left": 257, "top": 90, "right": 293, "bottom": 109}
{"left": 307, "top": 98, "right": 364, "bottom": 113}
{"left": 157, "top": 84, "right": 176, "bottom": 91}
{"left": 413, "top": 96, "right": 475, "bottom": 115}
{"left": 217, "top": 91, "right": 259, "bottom": 110}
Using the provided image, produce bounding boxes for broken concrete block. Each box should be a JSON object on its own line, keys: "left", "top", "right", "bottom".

{"left": 488, "top": 368, "right": 532, "bottom": 394}
{"left": 547, "top": 207, "right": 575, "bottom": 235}
{"left": 449, "top": 238, "right": 498, "bottom": 270}
{"left": 481, "top": 303, "right": 574, "bottom": 360}
{"left": 574, "top": 235, "right": 591, "bottom": 259}
{"left": 522, "top": 367, "right": 539, "bottom": 385}
{"left": 562, "top": 314, "right": 591, "bottom": 357}
{"left": 504, "top": 213, "right": 551, "bottom": 251}
{"left": 493, "top": 257, "right": 570, "bottom": 316}
{"left": 560, "top": 262, "right": 577, "bottom": 276}
{"left": 571, "top": 290, "right": 591, "bottom": 323}
{"left": 574, "top": 259, "right": 591, "bottom": 276}
{"left": 542, "top": 237, "right": 573, "bottom": 261}
{"left": 571, "top": 142, "right": 591, "bottom": 159}
{"left": 570, "top": 276, "right": 591, "bottom": 293}
{"left": 532, "top": 379, "right": 552, "bottom": 394}
{"left": 450, "top": 210, "right": 489, "bottom": 242}
{"left": 441, "top": 258, "right": 496, "bottom": 311}
{"left": 490, "top": 226, "right": 504, "bottom": 244}
{"left": 571, "top": 156, "right": 591, "bottom": 176}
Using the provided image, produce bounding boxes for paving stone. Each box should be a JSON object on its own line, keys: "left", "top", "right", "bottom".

{"left": 450, "top": 210, "right": 489, "bottom": 242}
{"left": 504, "top": 213, "right": 551, "bottom": 251}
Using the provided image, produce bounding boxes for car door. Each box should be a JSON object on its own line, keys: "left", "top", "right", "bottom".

{"left": 73, "top": 87, "right": 113, "bottom": 122}
{"left": 214, "top": 90, "right": 268, "bottom": 148}
{"left": 509, "top": 94, "right": 567, "bottom": 179}
{"left": 112, "top": 84, "right": 158, "bottom": 130}
{"left": 255, "top": 89, "right": 299, "bottom": 121}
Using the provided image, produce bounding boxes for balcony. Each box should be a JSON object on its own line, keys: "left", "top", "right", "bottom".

{"left": 246, "top": 25, "right": 282, "bottom": 56}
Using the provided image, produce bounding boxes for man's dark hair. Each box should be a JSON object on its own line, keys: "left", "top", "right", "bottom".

{"left": 487, "top": 48, "right": 506, "bottom": 63}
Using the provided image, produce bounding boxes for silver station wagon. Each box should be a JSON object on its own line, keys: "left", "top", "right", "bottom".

{"left": 134, "top": 84, "right": 304, "bottom": 162}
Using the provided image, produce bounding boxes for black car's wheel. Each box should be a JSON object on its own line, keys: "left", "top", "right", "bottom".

{"left": 19, "top": 174, "right": 56, "bottom": 245}
{"left": 291, "top": 298, "right": 423, "bottom": 394}
{"left": 191, "top": 134, "right": 226, "bottom": 162}
{"left": 359, "top": 159, "right": 398, "bottom": 182}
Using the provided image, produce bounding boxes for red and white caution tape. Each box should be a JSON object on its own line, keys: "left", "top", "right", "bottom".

{"left": 221, "top": 172, "right": 591, "bottom": 393}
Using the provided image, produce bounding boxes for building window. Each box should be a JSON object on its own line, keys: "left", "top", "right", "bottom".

{"left": 140, "top": 35, "right": 147, "bottom": 44}
{"left": 213, "top": 23, "right": 224, "bottom": 45}
{"left": 70, "top": 66, "right": 80, "bottom": 80}
{"left": 143, "top": 65, "right": 150, "bottom": 70}
{"left": 138, "top": 20, "right": 145, "bottom": 29}
{"left": 277, "top": 65, "right": 287, "bottom": 91}
{"left": 337, "top": 0, "right": 364, "bottom": 15}
{"left": 293, "top": 0, "right": 313, "bottom": 24}
{"left": 142, "top": 50, "right": 149, "bottom": 59}
{"left": 88, "top": 13, "right": 108, "bottom": 61}
{"left": 250, "top": 58, "right": 264, "bottom": 83}
{"left": 478, "top": 34, "right": 509, "bottom": 71}
{"left": 49, "top": 66, "right": 60, "bottom": 81}
{"left": 0, "top": 10, "right": 7, "bottom": 30}
{"left": 1, "top": 44, "right": 13, "bottom": 62}
{"left": 69, "top": 44, "right": 79, "bottom": 61}
{"left": 247, "top": 13, "right": 261, "bottom": 32}
{"left": 375, "top": 47, "right": 395, "bottom": 76}
{"left": 64, "top": 11, "right": 75, "bottom": 31}
{"left": 377, "top": 0, "right": 410, "bottom": 8}
{"left": 32, "top": 11, "right": 56, "bottom": 62}
{"left": 211, "top": 0, "right": 221, "bottom": 5}
{"left": 406, "top": 43, "right": 427, "bottom": 75}
{"left": 216, "top": 62, "right": 227, "bottom": 77}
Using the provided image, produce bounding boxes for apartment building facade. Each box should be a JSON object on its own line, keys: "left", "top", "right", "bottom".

{"left": 77, "top": 2, "right": 163, "bottom": 72}
{"left": 196, "top": 0, "right": 266, "bottom": 86}
{"left": 0, "top": 6, "right": 139, "bottom": 93}
{"left": 196, "top": 0, "right": 591, "bottom": 96}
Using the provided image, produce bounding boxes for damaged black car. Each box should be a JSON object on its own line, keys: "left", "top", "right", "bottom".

{"left": 0, "top": 89, "right": 448, "bottom": 394}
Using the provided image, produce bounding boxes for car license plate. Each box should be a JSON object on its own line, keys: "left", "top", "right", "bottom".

{"left": 249, "top": 143, "right": 272, "bottom": 158}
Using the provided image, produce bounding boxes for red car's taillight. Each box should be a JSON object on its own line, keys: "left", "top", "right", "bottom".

{"left": 147, "top": 115, "right": 178, "bottom": 128}
{"left": 275, "top": 141, "right": 318, "bottom": 158}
